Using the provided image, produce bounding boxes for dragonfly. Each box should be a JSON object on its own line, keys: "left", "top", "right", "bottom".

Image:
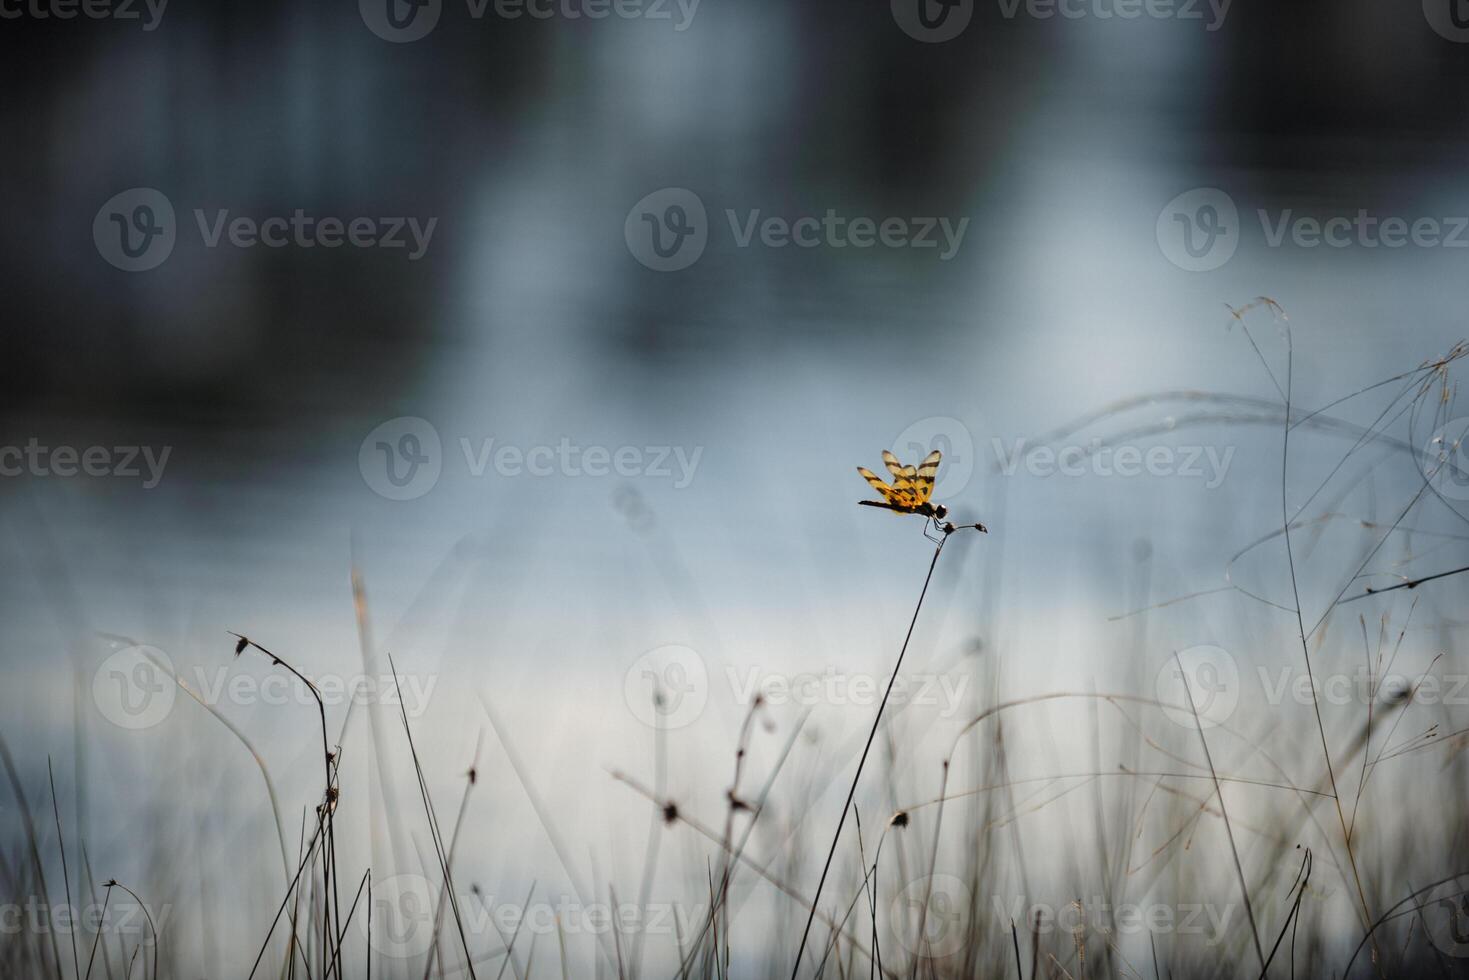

{"left": 857, "top": 449, "right": 987, "bottom": 540}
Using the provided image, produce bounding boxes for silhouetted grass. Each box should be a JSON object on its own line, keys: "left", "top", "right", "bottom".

{"left": 5, "top": 301, "right": 1469, "bottom": 978}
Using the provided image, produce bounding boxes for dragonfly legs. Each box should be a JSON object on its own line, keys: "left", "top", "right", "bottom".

{"left": 924, "top": 517, "right": 988, "bottom": 543}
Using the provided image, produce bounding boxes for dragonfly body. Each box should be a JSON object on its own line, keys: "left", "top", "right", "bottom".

{"left": 856, "top": 448, "right": 987, "bottom": 537}
{"left": 857, "top": 498, "right": 946, "bottom": 518}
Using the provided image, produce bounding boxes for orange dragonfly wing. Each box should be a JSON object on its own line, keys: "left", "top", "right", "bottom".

{"left": 914, "top": 449, "right": 942, "bottom": 504}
